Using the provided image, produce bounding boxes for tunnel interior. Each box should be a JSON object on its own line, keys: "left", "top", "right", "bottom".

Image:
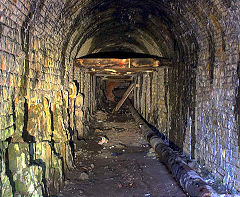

{"left": 0, "top": 0, "right": 240, "bottom": 196}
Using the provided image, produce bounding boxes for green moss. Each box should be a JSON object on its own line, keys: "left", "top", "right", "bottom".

{"left": 8, "top": 143, "right": 29, "bottom": 172}
{"left": 0, "top": 116, "right": 14, "bottom": 141}
{"left": 15, "top": 178, "right": 27, "bottom": 193}
{"left": 1, "top": 174, "right": 13, "bottom": 197}
{"left": 14, "top": 167, "right": 43, "bottom": 196}
{"left": 0, "top": 141, "right": 8, "bottom": 149}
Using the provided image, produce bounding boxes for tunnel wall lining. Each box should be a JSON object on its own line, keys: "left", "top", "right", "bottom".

{"left": 134, "top": 0, "right": 240, "bottom": 192}
{"left": 0, "top": 0, "right": 96, "bottom": 196}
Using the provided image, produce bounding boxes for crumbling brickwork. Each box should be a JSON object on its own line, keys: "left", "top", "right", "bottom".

{"left": 0, "top": 0, "right": 96, "bottom": 196}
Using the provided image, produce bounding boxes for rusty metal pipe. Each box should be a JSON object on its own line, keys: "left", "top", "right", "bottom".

{"left": 128, "top": 102, "right": 216, "bottom": 197}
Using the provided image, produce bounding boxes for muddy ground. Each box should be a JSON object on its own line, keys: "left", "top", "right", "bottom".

{"left": 57, "top": 102, "right": 186, "bottom": 197}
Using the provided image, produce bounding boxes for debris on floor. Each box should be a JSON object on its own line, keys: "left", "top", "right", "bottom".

{"left": 95, "top": 129, "right": 103, "bottom": 133}
{"left": 98, "top": 136, "right": 109, "bottom": 145}
{"left": 79, "top": 172, "right": 89, "bottom": 180}
{"left": 95, "top": 110, "right": 107, "bottom": 121}
{"left": 146, "top": 148, "right": 157, "bottom": 159}
{"left": 58, "top": 104, "right": 186, "bottom": 197}
{"left": 111, "top": 152, "right": 122, "bottom": 157}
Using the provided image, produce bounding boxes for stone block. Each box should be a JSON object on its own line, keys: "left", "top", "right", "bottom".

{"left": 64, "top": 142, "right": 74, "bottom": 170}
{"left": 35, "top": 142, "right": 52, "bottom": 180}
{"left": 27, "top": 97, "right": 53, "bottom": 142}
{"left": 52, "top": 112, "right": 67, "bottom": 142}
{"left": 41, "top": 97, "right": 52, "bottom": 141}
{"left": 52, "top": 93, "right": 67, "bottom": 142}
{"left": 75, "top": 118, "right": 83, "bottom": 138}
{"left": 0, "top": 126, "right": 14, "bottom": 141}
{"left": 69, "top": 98, "right": 75, "bottom": 131}
{"left": 1, "top": 56, "right": 6, "bottom": 71}
{"left": 75, "top": 93, "right": 84, "bottom": 108}
{"left": 69, "top": 82, "right": 77, "bottom": 99}
{"left": 8, "top": 143, "right": 29, "bottom": 173}
{"left": 0, "top": 141, "right": 13, "bottom": 197}
{"left": 48, "top": 151, "right": 64, "bottom": 194}
{"left": 11, "top": 96, "right": 25, "bottom": 142}
{"left": 14, "top": 166, "right": 43, "bottom": 196}
{"left": 1, "top": 173, "right": 13, "bottom": 197}
{"left": 27, "top": 102, "right": 44, "bottom": 141}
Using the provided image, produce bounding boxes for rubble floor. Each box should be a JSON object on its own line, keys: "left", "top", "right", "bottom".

{"left": 58, "top": 102, "right": 186, "bottom": 197}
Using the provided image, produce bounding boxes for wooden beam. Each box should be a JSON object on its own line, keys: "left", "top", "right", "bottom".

{"left": 89, "top": 67, "right": 158, "bottom": 72}
{"left": 75, "top": 57, "right": 172, "bottom": 68}
{"left": 101, "top": 76, "right": 134, "bottom": 82}
{"left": 112, "top": 83, "right": 135, "bottom": 113}
{"left": 102, "top": 79, "right": 133, "bottom": 82}
{"left": 74, "top": 57, "right": 173, "bottom": 77}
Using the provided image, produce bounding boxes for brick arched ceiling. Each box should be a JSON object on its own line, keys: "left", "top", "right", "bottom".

{"left": 60, "top": 0, "right": 196, "bottom": 60}
{"left": 57, "top": 0, "right": 235, "bottom": 67}
{"left": 4, "top": 0, "right": 237, "bottom": 83}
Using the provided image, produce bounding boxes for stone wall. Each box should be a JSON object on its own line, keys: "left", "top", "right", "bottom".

{"left": 134, "top": 70, "right": 167, "bottom": 135}
{"left": 134, "top": 65, "right": 195, "bottom": 154}
{"left": 73, "top": 65, "right": 97, "bottom": 137}
{"left": 134, "top": 0, "right": 240, "bottom": 193}
{"left": 188, "top": 0, "right": 240, "bottom": 192}
{"left": 135, "top": 58, "right": 240, "bottom": 193}
{"left": 0, "top": 1, "right": 96, "bottom": 196}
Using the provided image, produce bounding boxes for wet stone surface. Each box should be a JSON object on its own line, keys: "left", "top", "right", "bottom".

{"left": 58, "top": 103, "right": 186, "bottom": 197}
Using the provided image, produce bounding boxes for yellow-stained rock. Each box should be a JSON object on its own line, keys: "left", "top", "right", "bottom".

{"left": 26, "top": 97, "right": 53, "bottom": 142}
{"left": 1, "top": 142, "right": 13, "bottom": 197}
{"left": 14, "top": 166, "right": 43, "bottom": 196}
{"left": 69, "top": 82, "right": 77, "bottom": 131}
{"left": 35, "top": 142, "right": 52, "bottom": 180}
{"left": 27, "top": 102, "right": 43, "bottom": 142}
{"left": 62, "top": 90, "right": 69, "bottom": 108}
{"left": 75, "top": 109, "right": 84, "bottom": 121}
{"left": 76, "top": 119, "right": 84, "bottom": 138}
{"left": 0, "top": 100, "right": 14, "bottom": 141}
{"left": 54, "top": 142, "right": 67, "bottom": 168}
{"left": 0, "top": 125, "right": 14, "bottom": 142}
{"left": 75, "top": 93, "right": 84, "bottom": 108}
{"left": 8, "top": 143, "right": 29, "bottom": 173}
{"left": 11, "top": 96, "right": 25, "bottom": 143}
{"left": 65, "top": 142, "right": 74, "bottom": 170}
{"left": 41, "top": 97, "right": 52, "bottom": 141}
{"left": 69, "top": 82, "right": 77, "bottom": 99}
{"left": 52, "top": 92, "right": 67, "bottom": 142}
{"left": 75, "top": 93, "right": 84, "bottom": 138}
{"left": 52, "top": 105, "right": 67, "bottom": 142}
{"left": 1, "top": 174, "right": 13, "bottom": 197}
{"left": 69, "top": 98, "right": 75, "bottom": 132}
{"left": 47, "top": 143, "right": 64, "bottom": 193}
{"left": 1, "top": 56, "right": 6, "bottom": 71}
{"left": 62, "top": 90, "right": 70, "bottom": 139}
